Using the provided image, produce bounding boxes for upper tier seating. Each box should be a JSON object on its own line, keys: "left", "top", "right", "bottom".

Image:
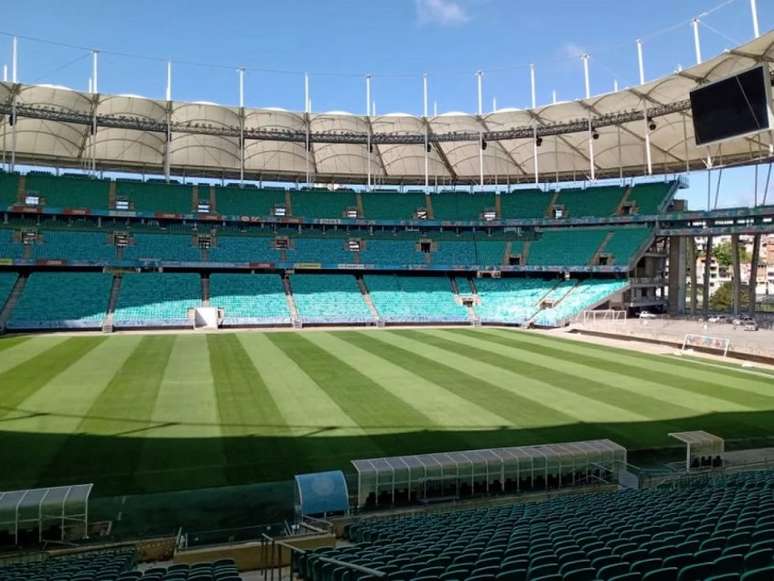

{"left": 291, "top": 274, "right": 373, "bottom": 324}
{"left": 628, "top": 181, "right": 675, "bottom": 215}
{"left": 0, "top": 548, "right": 135, "bottom": 581}
{"left": 113, "top": 273, "right": 201, "bottom": 327}
{"left": 300, "top": 470, "right": 774, "bottom": 581}
{"left": 431, "top": 233, "right": 479, "bottom": 266}
{"left": 286, "top": 235, "right": 357, "bottom": 264}
{"left": 25, "top": 173, "right": 110, "bottom": 210}
{"left": 0, "top": 171, "right": 19, "bottom": 207}
{"left": 292, "top": 189, "right": 358, "bottom": 219}
{"left": 500, "top": 190, "right": 552, "bottom": 219}
{"left": 532, "top": 278, "right": 629, "bottom": 326}
{"left": 430, "top": 191, "right": 496, "bottom": 221}
{"left": 528, "top": 228, "right": 608, "bottom": 266}
{"left": 475, "top": 238, "right": 508, "bottom": 267}
{"left": 7, "top": 272, "right": 112, "bottom": 329}
{"left": 556, "top": 185, "right": 626, "bottom": 218}
{"left": 215, "top": 185, "right": 285, "bottom": 216}
{"left": 365, "top": 275, "right": 468, "bottom": 323}
{"left": 361, "top": 191, "right": 427, "bottom": 220}
{"left": 115, "top": 180, "right": 193, "bottom": 214}
{"left": 360, "top": 235, "right": 427, "bottom": 266}
{"left": 474, "top": 278, "right": 556, "bottom": 324}
{"left": 0, "top": 271, "right": 18, "bottom": 311}
{"left": 210, "top": 273, "right": 291, "bottom": 326}
{"left": 31, "top": 229, "right": 117, "bottom": 262}
{"left": 209, "top": 234, "right": 279, "bottom": 263}
{"left": 123, "top": 233, "right": 202, "bottom": 262}
{"left": 603, "top": 227, "right": 653, "bottom": 266}
{"left": 0, "top": 228, "right": 24, "bottom": 259}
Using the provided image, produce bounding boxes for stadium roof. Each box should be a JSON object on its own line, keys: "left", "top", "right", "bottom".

{"left": 1, "top": 32, "right": 773, "bottom": 184}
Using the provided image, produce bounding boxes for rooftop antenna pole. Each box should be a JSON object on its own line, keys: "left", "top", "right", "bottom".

{"left": 692, "top": 18, "right": 703, "bottom": 65}
{"left": 751, "top": 0, "right": 760, "bottom": 38}
{"left": 423, "top": 73, "right": 429, "bottom": 194}
{"left": 2, "top": 65, "right": 6, "bottom": 82}
{"left": 304, "top": 73, "right": 310, "bottom": 113}
{"left": 165, "top": 61, "right": 172, "bottom": 101}
{"left": 476, "top": 70, "right": 483, "bottom": 115}
{"left": 477, "top": 70, "right": 484, "bottom": 190}
{"left": 492, "top": 97, "right": 497, "bottom": 112}
{"left": 239, "top": 67, "right": 245, "bottom": 185}
{"left": 636, "top": 39, "right": 645, "bottom": 85}
{"left": 613, "top": 80, "right": 619, "bottom": 92}
{"left": 366, "top": 74, "right": 372, "bottom": 191}
{"left": 433, "top": 100, "right": 437, "bottom": 117}
{"left": 423, "top": 73, "right": 428, "bottom": 117}
{"left": 552, "top": 90, "right": 557, "bottom": 104}
{"left": 91, "top": 50, "right": 98, "bottom": 94}
{"left": 530, "top": 64, "right": 537, "bottom": 109}
{"left": 11, "top": 36, "right": 17, "bottom": 83}
{"left": 581, "top": 53, "right": 591, "bottom": 99}
{"left": 239, "top": 67, "right": 245, "bottom": 107}
{"left": 366, "top": 74, "right": 372, "bottom": 116}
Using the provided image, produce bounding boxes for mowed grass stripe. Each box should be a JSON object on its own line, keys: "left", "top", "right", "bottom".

{"left": 0, "top": 335, "right": 69, "bottom": 375}
{"left": 0, "top": 336, "right": 142, "bottom": 490}
{"left": 238, "top": 333, "right": 388, "bottom": 471}
{"left": 307, "top": 332, "right": 511, "bottom": 429}
{"left": 207, "top": 334, "right": 297, "bottom": 483}
{"left": 338, "top": 330, "right": 573, "bottom": 432}
{"left": 40, "top": 336, "right": 174, "bottom": 493}
{"left": 267, "top": 333, "right": 441, "bottom": 458}
{"left": 436, "top": 329, "right": 734, "bottom": 415}
{"left": 136, "top": 335, "right": 227, "bottom": 492}
{"left": 0, "top": 336, "right": 106, "bottom": 420}
{"left": 484, "top": 328, "right": 774, "bottom": 398}
{"left": 0, "top": 335, "right": 30, "bottom": 354}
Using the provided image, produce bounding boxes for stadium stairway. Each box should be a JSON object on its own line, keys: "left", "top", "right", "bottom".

{"left": 357, "top": 276, "right": 383, "bottom": 325}
{"left": 283, "top": 275, "right": 302, "bottom": 328}
{"left": 0, "top": 272, "right": 24, "bottom": 331}
{"left": 102, "top": 274, "right": 122, "bottom": 333}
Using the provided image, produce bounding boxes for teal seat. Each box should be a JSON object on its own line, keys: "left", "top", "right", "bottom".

{"left": 642, "top": 568, "right": 679, "bottom": 581}
{"left": 741, "top": 566, "right": 774, "bottom": 580}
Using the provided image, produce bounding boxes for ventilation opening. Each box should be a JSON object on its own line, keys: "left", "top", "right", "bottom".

{"left": 198, "top": 235, "right": 213, "bottom": 250}
{"left": 552, "top": 205, "right": 565, "bottom": 219}
{"left": 273, "top": 205, "right": 287, "bottom": 217}
{"left": 21, "top": 230, "right": 39, "bottom": 245}
{"left": 482, "top": 210, "right": 497, "bottom": 222}
{"left": 508, "top": 254, "right": 522, "bottom": 266}
{"left": 275, "top": 237, "right": 290, "bottom": 250}
{"left": 345, "top": 208, "right": 359, "bottom": 219}
{"left": 347, "top": 239, "right": 362, "bottom": 252}
{"left": 113, "top": 232, "right": 131, "bottom": 247}
{"left": 24, "top": 193, "right": 41, "bottom": 206}
{"left": 620, "top": 202, "right": 635, "bottom": 216}
{"left": 114, "top": 199, "right": 130, "bottom": 211}
{"left": 597, "top": 254, "right": 611, "bottom": 266}
{"left": 197, "top": 200, "right": 211, "bottom": 214}
{"left": 415, "top": 209, "right": 428, "bottom": 220}
{"left": 420, "top": 240, "right": 432, "bottom": 253}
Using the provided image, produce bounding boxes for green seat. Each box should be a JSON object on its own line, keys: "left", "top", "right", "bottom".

{"left": 743, "top": 548, "right": 773, "bottom": 570}
{"left": 677, "top": 562, "right": 713, "bottom": 581}
{"left": 642, "top": 568, "right": 679, "bottom": 581}
{"left": 631, "top": 558, "right": 662, "bottom": 574}
{"left": 741, "top": 566, "right": 774, "bottom": 580}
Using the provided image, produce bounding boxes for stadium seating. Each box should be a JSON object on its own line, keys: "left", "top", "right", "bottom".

{"left": 115, "top": 180, "right": 193, "bottom": 214}
{"left": 215, "top": 185, "right": 285, "bottom": 216}
{"left": 7, "top": 272, "right": 113, "bottom": 329}
{"left": 291, "top": 274, "right": 374, "bottom": 324}
{"left": 361, "top": 191, "right": 427, "bottom": 220}
{"left": 628, "top": 182, "right": 676, "bottom": 215}
{"left": 603, "top": 227, "right": 653, "bottom": 266}
{"left": 291, "top": 189, "right": 358, "bottom": 219}
{"left": 25, "top": 172, "right": 110, "bottom": 210}
{"left": 210, "top": 273, "right": 291, "bottom": 326}
{"left": 500, "top": 189, "right": 552, "bottom": 219}
{"left": 31, "top": 229, "right": 117, "bottom": 262}
{"left": 365, "top": 275, "right": 468, "bottom": 323}
{"left": 431, "top": 233, "right": 479, "bottom": 266}
{"left": 0, "top": 548, "right": 135, "bottom": 581}
{"left": 360, "top": 235, "right": 427, "bottom": 266}
{"left": 300, "top": 470, "right": 774, "bottom": 581}
{"left": 0, "top": 171, "right": 20, "bottom": 207}
{"left": 474, "top": 238, "right": 508, "bottom": 266}
{"left": 208, "top": 234, "right": 280, "bottom": 263}
{"left": 133, "top": 559, "right": 242, "bottom": 580}
{"left": 0, "top": 228, "right": 24, "bottom": 259}
{"left": 556, "top": 185, "right": 626, "bottom": 218}
{"left": 473, "top": 277, "right": 557, "bottom": 324}
{"left": 532, "top": 278, "right": 629, "bottom": 326}
{"left": 0, "top": 271, "right": 18, "bottom": 311}
{"left": 286, "top": 235, "right": 357, "bottom": 264}
{"left": 123, "top": 233, "right": 202, "bottom": 262}
{"left": 528, "top": 228, "right": 608, "bottom": 266}
{"left": 113, "top": 273, "right": 201, "bottom": 327}
{"left": 430, "top": 191, "right": 496, "bottom": 221}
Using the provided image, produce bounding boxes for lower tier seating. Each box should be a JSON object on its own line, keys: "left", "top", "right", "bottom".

{"left": 7, "top": 272, "right": 112, "bottom": 329}
{"left": 0, "top": 548, "right": 135, "bottom": 581}
{"left": 291, "top": 274, "right": 373, "bottom": 324}
{"left": 365, "top": 275, "right": 468, "bottom": 323}
{"left": 0, "top": 271, "right": 18, "bottom": 311}
{"left": 532, "top": 279, "right": 629, "bottom": 327}
{"left": 474, "top": 278, "right": 557, "bottom": 325}
{"left": 300, "top": 470, "right": 774, "bottom": 581}
{"left": 134, "top": 559, "right": 241, "bottom": 581}
{"left": 113, "top": 273, "right": 201, "bottom": 328}
{"left": 209, "top": 273, "right": 291, "bottom": 326}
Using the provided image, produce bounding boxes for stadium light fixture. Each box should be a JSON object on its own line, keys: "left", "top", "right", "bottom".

{"left": 592, "top": 130, "right": 600, "bottom": 140}
{"left": 536, "top": 136, "right": 543, "bottom": 147}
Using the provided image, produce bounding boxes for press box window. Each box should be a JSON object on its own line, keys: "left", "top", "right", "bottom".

{"left": 24, "top": 194, "right": 40, "bottom": 206}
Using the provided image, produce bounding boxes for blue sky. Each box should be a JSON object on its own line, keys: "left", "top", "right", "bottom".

{"left": 2, "top": 0, "right": 773, "bottom": 209}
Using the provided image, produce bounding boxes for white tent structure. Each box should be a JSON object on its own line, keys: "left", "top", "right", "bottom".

{"left": 0, "top": 484, "right": 92, "bottom": 544}
{"left": 1, "top": 33, "right": 773, "bottom": 185}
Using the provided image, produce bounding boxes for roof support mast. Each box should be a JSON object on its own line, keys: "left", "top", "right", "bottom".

{"left": 582, "top": 54, "right": 595, "bottom": 182}
{"left": 11, "top": 36, "right": 17, "bottom": 83}
{"left": 90, "top": 50, "right": 98, "bottom": 176}
{"left": 477, "top": 70, "right": 484, "bottom": 189}
{"left": 750, "top": 0, "right": 760, "bottom": 38}
{"left": 239, "top": 67, "right": 245, "bottom": 185}
{"left": 304, "top": 73, "right": 310, "bottom": 186}
{"left": 530, "top": 64, "right": 539, "bottom": 185}
{"left": 164, "top": 61, "right": 172, "bottom": 181}
{"left": 423, "top": 73, "right": 429, "bottom": 194}
{"left": 638, "top": 40, "right": 653, "bottom": 176}
{"left": 10, "top": 37, "right": 17, "bottom": 173}
{"left": 366, "top": 74, "right": 372, "bottom": 191}
{"left": 692, "top": 18, "right": 703, "bottom": 65}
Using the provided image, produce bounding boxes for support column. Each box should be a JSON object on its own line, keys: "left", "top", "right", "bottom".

{"left": 688, "top": 237, "right": 698, "bottom": 315}
{"left": 668, "top": 236, "right": 687, "bottom": 314}
{"left": 703, "top": 235, "right": 713, "bottom": 315}
{"left": 748, "top": 234, "right": 761, "bottom": 316}
{"left": 731, "top": 234, "right": 741, "bottom": 315}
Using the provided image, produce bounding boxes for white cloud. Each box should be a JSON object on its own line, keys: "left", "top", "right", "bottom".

{"left": 416, "top": 0, "right": 470, "bottom": 27}
{"left": 562, "top": 42, "right": 587, "bottom": 60}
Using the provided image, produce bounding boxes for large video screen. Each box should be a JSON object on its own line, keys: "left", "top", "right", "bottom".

{"left": 690, "top": 64, "right": 773, "bottom": 147}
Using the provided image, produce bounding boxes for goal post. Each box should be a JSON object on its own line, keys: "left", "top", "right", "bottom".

{"left": 681, "top": 334, "right": 731, "bottom": 357}
{"left": 581, "top": 309, "right": 627, "bottom": 324}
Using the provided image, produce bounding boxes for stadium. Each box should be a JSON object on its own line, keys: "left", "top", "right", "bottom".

{"left": 1, "top": 1, "right": 774, "bottom": 579}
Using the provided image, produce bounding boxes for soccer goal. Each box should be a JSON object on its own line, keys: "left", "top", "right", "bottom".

{"left": 681, "top": 334, "right": 731, "bottom": 357}
{"left": 581, "top": 309, "right": 627, "bottom": 324}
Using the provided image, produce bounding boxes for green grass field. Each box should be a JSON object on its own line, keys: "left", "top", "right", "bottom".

{"left": 1, "top": 327, "right": 773, "bottom": 497}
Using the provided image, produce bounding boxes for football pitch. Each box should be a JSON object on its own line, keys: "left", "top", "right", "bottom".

{"left": 1, "top": 327, "right": 773, "bottom": 497}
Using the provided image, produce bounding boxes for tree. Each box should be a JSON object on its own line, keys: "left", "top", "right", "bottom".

{"left": 703, "top": 241, "right": 751, "bottom": 268}
{"left": 709, "top": 281, "right": 751, "bottom": 312}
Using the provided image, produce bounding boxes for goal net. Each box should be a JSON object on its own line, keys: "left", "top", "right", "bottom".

{"left": 581, "top": 310, "right": 627, "bottom": 324}
{"left": 681, "top": 334, "right": 731, "bottom": 357}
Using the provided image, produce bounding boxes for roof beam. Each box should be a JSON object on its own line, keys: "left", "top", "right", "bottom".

{"left": 476, "top": 116, "right": 528, "bottom": 177}
{"left": 423, "top": 117, "right": 457, "bottom": 181}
